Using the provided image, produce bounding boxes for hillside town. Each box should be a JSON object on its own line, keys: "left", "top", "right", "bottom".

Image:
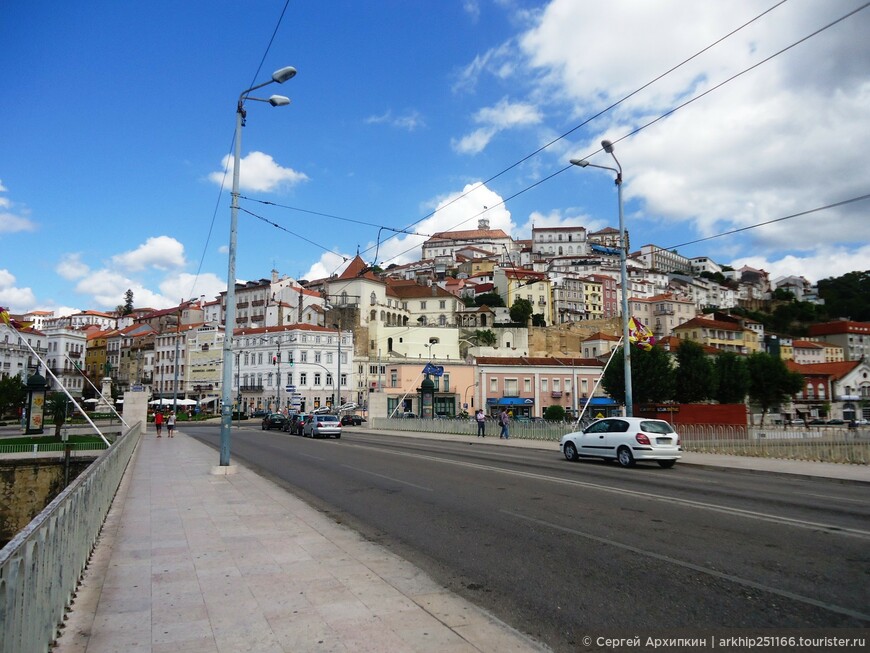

{"left": 3, "top": 220, "right": 869, "bottom": 425}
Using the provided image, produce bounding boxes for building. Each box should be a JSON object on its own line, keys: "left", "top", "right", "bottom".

{"left": 474, "top": 356, "right": 607, "bottom": 419}
{"left": 786, "top": 359, "right": 870, "bottom": 422}
{"left": 672, "top": 315, "right": 760, "bottom": 354}
{"left": 807, "top": 321, "right": 870, "bottom": 361}
{"left": 629, "top": 294, "right": 696, "bottom": 340}
{"left": 421, "top": 219, "right": 515, "bottom": 263}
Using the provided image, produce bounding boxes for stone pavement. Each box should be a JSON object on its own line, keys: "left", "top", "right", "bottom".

{"left": 53, "top": 426, "right": 868, "bottom": 653}
{"left": 53, "top": 429, "right": 550, "bottom": 653}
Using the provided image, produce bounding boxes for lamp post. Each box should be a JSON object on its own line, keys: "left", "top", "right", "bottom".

{"left": 570, "top": 139, "right": 633, "bottom": 416}
{"left": 332, "top": 324, "right": 341, "bottom": 409}
{"left": 219, "top": 66, "right": 296, "bottom": 466}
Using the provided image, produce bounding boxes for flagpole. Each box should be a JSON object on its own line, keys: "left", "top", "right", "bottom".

{"left": 574, "top": 340, "right": 622, "bottom": 427}
{"left": 65, "top": 354, "right": 129, "bottom": 427}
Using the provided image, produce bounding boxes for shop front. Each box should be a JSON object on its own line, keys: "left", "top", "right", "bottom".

{"left": 486, "top": 396, "right": 535, "bottom": 418}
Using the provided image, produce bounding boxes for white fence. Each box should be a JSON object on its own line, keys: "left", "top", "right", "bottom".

{"left": 0, "top": 421, "right": 142, "bottom": 653}
{"left": 370, "top": 418, "right": 870, "bottom": 464}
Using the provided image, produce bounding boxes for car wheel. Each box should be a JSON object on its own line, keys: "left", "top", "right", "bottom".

{"left": 261, "top": 424, "right": 266, "bottom": 430}
{"left": 563, "top": 441, "right": 579, "bottom": 462}
{"left": 335, "top": 434, "right": 341, "bottom": 439}
{"left": 657, "top": 459, "right": 676, "bottom": 469}
{"left": 616, "top": 446, "right": 636, "bottom": 468}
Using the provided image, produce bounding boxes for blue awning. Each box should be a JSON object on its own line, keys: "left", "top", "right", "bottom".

{"left": 486, "top": 397, "right": 535, "bottom": 406}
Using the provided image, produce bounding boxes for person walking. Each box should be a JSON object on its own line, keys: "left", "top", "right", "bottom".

{"left": 166, "top": 412, "right": 176, "bottom": 438}
{"left": 475, "top": 409, "right": 486, "bottom": 437}
{"left": 499, "top": 408, "right": 510, "bottom": 439}
{"left": 154, "top": 410, "right": 163, "bottom": 437}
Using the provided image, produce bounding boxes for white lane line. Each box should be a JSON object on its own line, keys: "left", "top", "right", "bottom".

{"left": 341, "top": 441, "right": 870, "bottom": 539}
{"left": 795, "top": 491, "right": 867, "bottom": 504}
{"left": 341, "top": 464, "right": 434, "bottom": 492}
{"left": 505, "top": 510, "right": 870, "bottom": 623}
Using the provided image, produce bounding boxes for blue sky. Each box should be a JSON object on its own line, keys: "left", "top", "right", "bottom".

{"left": 2, "top": 0, "right": 868, "bottom": 315}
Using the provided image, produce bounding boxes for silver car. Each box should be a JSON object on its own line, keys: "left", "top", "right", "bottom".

{"left": 560, "top": 417, "right": 681, "bottom": 468}
{"left": 302, "top": 414, "right": 342, "bottom": 439}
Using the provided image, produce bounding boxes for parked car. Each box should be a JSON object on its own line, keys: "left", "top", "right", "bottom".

{"left": 807, "top": 418, "right": 827, "bottom": 425}
{"left": 302, "top": 414, "right": 342, "bottom": 438}
{"left": 560, "top": 417, "right": 682, "bottom": 468}
{"left": 251, "top": 409, "right": 269, "bottom": 419}
{"left": 261, "top": 413, "right": 287, "bottom": 431}
{"left": 283, "top": 413, "right": 307, "bottom": 434}
{"left": 340, "top": 414, "right": 366, "bottom": 426}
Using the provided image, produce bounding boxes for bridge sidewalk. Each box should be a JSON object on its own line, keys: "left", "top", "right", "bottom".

{"left": 54, "top": 429, "right": 547, "bottom": 653}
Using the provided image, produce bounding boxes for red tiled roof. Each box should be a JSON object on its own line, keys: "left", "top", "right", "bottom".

{"left": 785, "top": 360, "right": 860, "bottom": 379}
{"left": 476, "top": 356, "right": 604, "bottom": 367}
{"left": 807, "top": 321, "right": 870, "bottom": 336}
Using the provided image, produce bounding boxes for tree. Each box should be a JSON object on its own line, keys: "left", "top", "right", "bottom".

{"left": 0, "top": 375, "right": 27, "bottom": 418}
{"left": 601, "top": 345, "right": 675, "bottom": 408}
{"left": 44, "top": 391, "right": 70, "bottom": 438}
{"left": 509, "top": 298, "right": 533, "bottom": 325}
{"left": 531, "top": 313, "right": 546, "bottom": 327}
{"left": 123, "top": 289, "right": 134, "bottom": 315}
{"left": 746, "top": 352, "right": 804, "bottom": 425}
{"left": 474, "top": 292, "right": 505, "bottom": 308}
{"left": 712, "top": 352, "right": 749, "bottom": 404}
{"left": 544, "top": 405, "right": 566, "bottom": 421}
{"left": 818, "top": 270, "right": 870, "bottom": 321}
{"left": 674, "top": 340, "right": 714, "bottom": 403}
{"left": 474, "top": 329, "right": 497, "bottom": 346}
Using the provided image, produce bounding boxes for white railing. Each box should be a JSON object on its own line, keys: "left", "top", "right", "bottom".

{"left": 369, "top": 419, "right": 870, "bottom": 463}
{"left": 0, "top": 421, "right": 142, "bottom": 653}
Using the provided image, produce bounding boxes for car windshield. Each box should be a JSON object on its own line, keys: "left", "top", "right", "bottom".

{"left": 317, "top": 415, "right": 338, "bottom": 422}
{"left": 641, "top": 420, "right": 675, "bottom": 434}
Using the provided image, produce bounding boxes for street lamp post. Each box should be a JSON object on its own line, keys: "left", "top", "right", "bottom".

{"left": 570, "top": 139, "right": 633, "bottom": 416}
{"left": 332, "top": 324, "right": 341, "bottom": 409}
{"left": 219, "top": 66, "right": 296, "bottom": 466}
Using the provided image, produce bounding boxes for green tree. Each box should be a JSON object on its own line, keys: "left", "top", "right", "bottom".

{"left": 602, "top": 345, "right": 675, "bottom": 409}
{"left": 712, "top": 352, "right": 749, "bottom": 404}
{"left": 531, "top": 313, "right": 546, "bottom": 327}
{"left": 509, "top": 298, "right": 533, "bottom": 324}
{"left": 44, "top": 391, "right": 70, "bottom": 438}
{"left": 674, "top": 340, "right": 714, "bottom": 403}
{"left": 746, "top": 352, "right": 804, "bottom": 425}
{"left": 474, "top": 329, "right": 497, "bottom": 346}
{"left": 474, "top": 292, "right": 505, "bottom": 308}
{"left": 0, "top": 375, "right": 27, "bottom": 418}
{"left": 544, "top": 405, "right": 566, "bottom": 421}
{"left": 818, "top": 270, "right": 870, "bottom": 321}
{"left": 123, "top": 289, "right": 135, "bottom": 315}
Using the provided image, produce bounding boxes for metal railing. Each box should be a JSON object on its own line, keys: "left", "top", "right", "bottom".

{"left": 370, "top": 418, "right": 870, "bottom": 463}
{"left": 0, "top": 421, "right": 142, "bottom": 653}
{"left": 0, "top": 442, "right": 110, "bottom": 455}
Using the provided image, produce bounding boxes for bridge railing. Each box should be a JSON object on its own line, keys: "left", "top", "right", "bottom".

{"left": 369, "top": 418, "right": 870, "bottom": 464}
{"left": 0, "top": 421, "right": 142, "bottom": 653}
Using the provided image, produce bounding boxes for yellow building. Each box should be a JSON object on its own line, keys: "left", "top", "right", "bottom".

{"left": 673, "top": 316, "right": 761, "bottom": 354}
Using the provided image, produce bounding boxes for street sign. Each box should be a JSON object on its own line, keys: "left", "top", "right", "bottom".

{"left": 285, "top": 385, "right": 296, "bottom": 393}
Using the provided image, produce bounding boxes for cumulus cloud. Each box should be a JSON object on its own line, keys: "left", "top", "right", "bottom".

{"left": 365, "top": 109, "right": 425, "bottom": 131}
{"left": 0, "top": 269, "right": 38, "bottom": 312}
{"left": 452, "top": 97, "right": 542, "bottom": 154}
{"left": 111, "top": 236, "right": 186, "bottom": 272}
{"left": 209, "top": 151, "right": 309, "bottom": 192}
{"left": 0, "top": 182, "right": 36, "bottom": 234}
{"left": 56, "top": 253, "right": 90, "bottom": 280}
{"left": 730, "top": 244, "right": 870, "bottom": 285}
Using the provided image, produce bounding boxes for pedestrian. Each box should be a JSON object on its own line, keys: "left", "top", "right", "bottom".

{"left": 166, "top": 412, "right": 176, "bottom": 438}
{"left": 154, "top": 410, "right": 163, "bottom": 437}
{"left": 476, "top": 409, "right": 486, "bottom": 437}
{"left": 499, "top": 408, "right": 510, "bottom": 439}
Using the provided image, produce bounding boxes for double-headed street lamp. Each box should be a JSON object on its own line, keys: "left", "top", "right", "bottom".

{"left": 570, "top": 139, "right": 633, "bottom": 416}
{"left": 220, "top": 66, "right": 296, "bottom": 467}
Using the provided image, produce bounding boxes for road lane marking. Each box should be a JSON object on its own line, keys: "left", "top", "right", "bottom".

{"left": 505, "top": 510, "right": 870, "bottom": 623}
{"left": 340, "top": 464, "right": 434, "bottom": 492}
{"left": 341, "top": 441, "right": 870, "bottom": 539}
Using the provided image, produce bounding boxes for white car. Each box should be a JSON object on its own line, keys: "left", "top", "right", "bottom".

{"left": 560, "top": 417, "right": 682, "bottom": 468}
{"left": 302, "top": 414, "right": 342, "bottom": 439}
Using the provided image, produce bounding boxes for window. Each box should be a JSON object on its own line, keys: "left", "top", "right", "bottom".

{"left": 490, "top": 377, "right": 498, "bottom": 393}
{"left": 370, "top": 292, "right": 377, "bottom": 305}
{"left": 504, "top": 378, "right": 518, "bottom": 396}
{"left": 541, "top": 378, "right": 548, "bottom": 392}
{"left": 439, "top": 300, "right": 446, "bottom": 309}
{"left": 314, "top": 373, "right": 321, "bottom": 386}
{"left": 524, "top": 378, "right": 531, "bottom": 392}
{"left": 390, "top": 371, "right": 398, "bottom": 387}
{"left": 420, "top": 301, "right": 427, "bottom": 310}
{"left": 300, "top": 372, "right": 307, "bottom": 385}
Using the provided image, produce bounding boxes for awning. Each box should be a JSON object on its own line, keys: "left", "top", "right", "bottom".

{"left": 486, "top": 397, "right": 535, "bottom": 406}
{"left": 198, "top": 396, "right": 219, "bottom": 405}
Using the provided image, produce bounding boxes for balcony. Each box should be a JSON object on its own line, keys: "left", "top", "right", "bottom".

{"left": 240, "top": 383, "right": 264, "bottom": 392}
{"left": 551, "top": 391, "right": 562, "bottom": 398}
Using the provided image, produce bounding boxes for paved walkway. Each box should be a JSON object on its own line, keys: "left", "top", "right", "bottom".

{"left": 54, "top": 426, "right": 869, "bottom": 653}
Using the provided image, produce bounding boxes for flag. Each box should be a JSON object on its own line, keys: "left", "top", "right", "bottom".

{"left": 0, "top": 306, "right": 22, "bottom": 330}
{"left": 628, "top": 316, "right": 655, "bottom": 351}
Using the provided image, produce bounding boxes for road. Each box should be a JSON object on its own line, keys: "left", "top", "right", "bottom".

{"left": 186, "top": 423, "right": 870, "bottom": 652}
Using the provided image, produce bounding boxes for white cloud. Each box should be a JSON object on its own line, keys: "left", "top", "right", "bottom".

{"left": 452, "top": 98, "right": 542, "bottom": 154}
{"left": 209, "top": 151, "right": 309, "bottom": 192}
{"left": 302, "top": 251, "right": 353, "bottom": 282}
{"left": 159, "top": 272, "right": 226, "bottom": 306}
{"left": 510, "top": 0, "right": 870, "bottom": 264}
{"left": 730, "top": 244, "right": 870, "bottom": 285}
{"left": 0, "top": 269, "right": 37, "bottom": 312}
{"left": 463, "top": 0, "right": 481, "bottom": 22}
{"left": 365, "top": 109, "right": 425, "bottom": 131}
{"left": 111, "top": 236, "right": 186, "bottom": 272}
{"left": 0, "top": 182, "right": 36, "bottom": 233}
{"left": 520, "top": 209, "right": 607, "bottom": 241}
{"left": 384, "top": 182, "right": 514, "bottom": 266}
{"left": 56, "top": 253, "right": 90, "bottom": 280}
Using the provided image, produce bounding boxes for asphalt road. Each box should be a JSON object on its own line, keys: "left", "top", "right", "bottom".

{"left": 186, "top": 423, "right": 870, "bottom": 652}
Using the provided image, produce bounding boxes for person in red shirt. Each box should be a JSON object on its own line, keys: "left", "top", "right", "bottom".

{"left": 154, "top": 410, "right": 164, "bottom": 437}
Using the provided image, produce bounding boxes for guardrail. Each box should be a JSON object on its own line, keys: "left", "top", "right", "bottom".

{"left": 0, "top": 442, "right": 110, "bottom": 455}
{"left": 370, "top": 418, "right": 870, "bottom": 464}
{"left": 0, "top": 421, "right": 142, "bottom": 653}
